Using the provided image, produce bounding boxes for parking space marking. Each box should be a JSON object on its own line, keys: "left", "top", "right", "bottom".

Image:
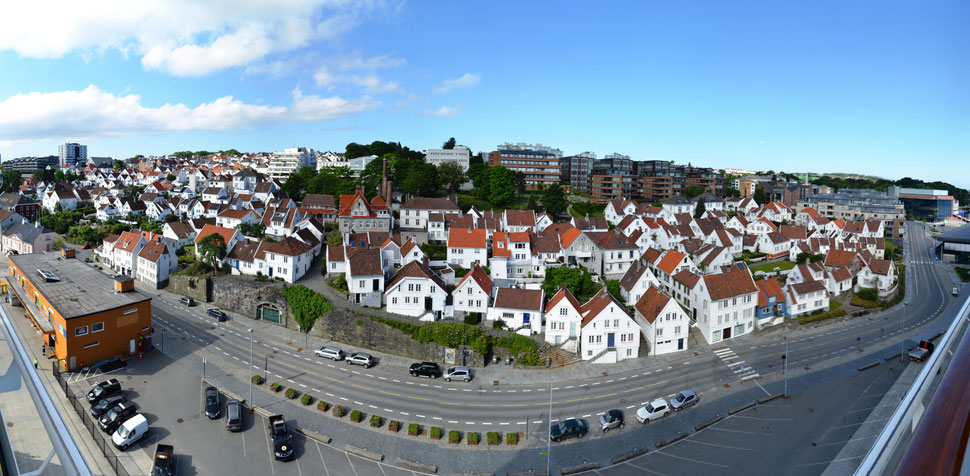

{"left": 681, "top": 438, "right": 753, "bottom": 451}
{"left": 624, "top": 461, "right": 666, "bottom": 476}
{"left": 708, "top": 427, "right": 774, "bottom": 436}
{"left": 654, "top": 450, "right": 728, "bottom": 467}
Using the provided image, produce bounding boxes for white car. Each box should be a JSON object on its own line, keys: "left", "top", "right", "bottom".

{"left": 636, "top": 398, "right": 669, "bottom": 423}
{"left": 314, "top": 346, "right": 344, "bottom": 361}
{"left": 443, "top": 366, "right": 472, "bottom": 382}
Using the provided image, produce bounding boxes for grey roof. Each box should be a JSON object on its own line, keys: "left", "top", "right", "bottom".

{"left": 8, "top": 252, "right": 151, "bottom": 319}
{"left": 2, "top": 222, "right": 55, "bottom": 242}
{"left": 939, "top": 224, "right": 970, "bottom": 245}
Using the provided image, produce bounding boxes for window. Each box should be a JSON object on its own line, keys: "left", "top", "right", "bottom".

{"left": 596, "top": 335, "right": 602, "bottom": 343}
{"left": 430, "top": 286, "right": 436, "bottom": 293}
{"left": 75, "top": 326, "right": 88, "bottom": 337}
{"left": 627, "top": 348, "right": 633, "bottom": 356}
{"left": 91, "top": 322, "right": 104, "bottom": 333}
{"left": 467, "top": 287, "right": 472, "bottom": 295}
{"left": 560, "top": 308, "right": 567, "bottom": 316}
{"left": 657, "top": 328, "right": 663, "bottom": 336}
{"left": 675, "top": 326, "right": 681, "bottom": 334}
{"left": 392, "top": 297, "right": 397, "bottom": 305}
{"left": 503, "top": 312, "right": 513, "bottom": 319}
{"left": 588, "top": 336, "right": 594, "bottom": 344}
{"left": 604, "top": 320, "right": 610, "bottom": 328}
{"left": 83, "top": 341, "right": 99, "bottom": 348}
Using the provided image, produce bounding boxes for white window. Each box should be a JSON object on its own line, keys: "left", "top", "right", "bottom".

{"left": 392, "top": 297, "right": 397, "bottom": 305}
{"left": 75, "top": 326, "right": 88, "bottom": 337}
{"left": 657, "top": 328, "right": 663, "bottom": 336}
{"left": 92, "top": 322, "right": 104, "bottom": 333}
{"left": 560, "top": 308, "right": 567, "bottom": 316}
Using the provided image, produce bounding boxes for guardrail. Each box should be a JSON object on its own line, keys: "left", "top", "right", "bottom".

{"left": 53, "top": 366, "right": 131, "bottom": 476}
{"left": 855, "top": 294, "right": 970, "bottom": 475}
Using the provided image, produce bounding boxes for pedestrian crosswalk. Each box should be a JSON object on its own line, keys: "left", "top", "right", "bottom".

{"left": 713, "top": 347, "right": 759, "bottom": 381}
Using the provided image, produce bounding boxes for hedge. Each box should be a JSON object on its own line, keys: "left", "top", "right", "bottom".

{"left": 284, "top": 388, "right": 298, "bottom": 399}
{"left": 300, "top": 394, "right": 313, "bottom": 405}
{"left": 467, "top": 432, "right": 479, "bottom": 445}
{"left": 370, "top": 318, "right": 543, "bottom": 364}
{"left": 430, "top": 426, "right": 442, "bottom": 440}
{"left": 389, "top": 420, "right": 400, "bottom": 432}
{"left": 506, "top": 432, "right": 518, "bottom": 445}
{"left": 448, "top": 430, "right": 461, "bottom": 444}
{"left": 851, "top": 295, "right": 879, "bottom": 309}
{"left": 350, "top": 410, "right": 363, "bottom": 423}
{"left": 369, "top": 415, "right": 382, "bottom": 427}
{"left": 408, "top": 423, "right": 420, "bottom": 436}
{"left": 317, "top": 401, "right": 329, "bottom": 412}
{"left": 252, "top": 375, "right": 264, "bottom": 385}
{"left": 332, "top": 405, "right": 346, "bottom": 418}
{"left": 798, "top": 309, "right": 847, "bottom": 325}
{"left": 486, "top": 431, "right": 500, "bottom": 445}
{"left": 270, "top": 382, "right": 282, "bottom": 392}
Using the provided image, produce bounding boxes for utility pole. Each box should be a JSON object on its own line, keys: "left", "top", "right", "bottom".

{"left": 249, "top": 328, "right": 255, "bottom": 409}
{"left": 547, "top": 374, "right": 553, "bottom": 475}
{"left": 784, "top": 324, "right": 789, "bottom": 398}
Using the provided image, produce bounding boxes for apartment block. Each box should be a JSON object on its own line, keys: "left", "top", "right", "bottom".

{"left": 487, "top": 142, "right": 563, "bottom": 191}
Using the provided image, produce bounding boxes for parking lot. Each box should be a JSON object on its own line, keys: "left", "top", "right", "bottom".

{"left": 64, "top": 351, "right": 429, "bottom": 476}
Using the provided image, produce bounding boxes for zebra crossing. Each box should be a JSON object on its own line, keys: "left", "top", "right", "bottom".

{"left": 713, "top": 347, "right": 759, "bottom": 381}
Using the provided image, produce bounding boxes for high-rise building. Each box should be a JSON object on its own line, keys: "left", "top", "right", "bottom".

{"left": 487, "top": 142, "right": 563, "bottom": 191}
{"left": 560, "top": 152, "right": 596, "bottom": 192}
{"left": 797, "top": 188, "right": 905, "bottom": 222}
{"left": 58, "top": 143, "right": 87, "bottom": 167}
{"left": 424, "top": 145, "right": 471, "bottom": 171}
{"left": 635, "top": 161, "right": 726, "bottom": 202}
{"left": 269, "top": 147, "right": 316, "bottom": 181}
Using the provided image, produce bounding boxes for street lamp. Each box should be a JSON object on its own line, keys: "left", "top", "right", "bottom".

{"left": 547, "top": 374, "right": 553, "bottom": 475}
{"left": 783, "top": 324, "right": 789, "bottom": 398}
{"left": 899, "top": 301, "right": 907, "bottom": 363}
{"left": 248, "top": 328, "right": 255, "bottom": 409}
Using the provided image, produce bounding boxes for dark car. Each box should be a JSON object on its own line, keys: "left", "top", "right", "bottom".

{"left": 86, "top": 378, "right": 121, "bottom": 403}
{"left": 90, "top": 395, "right": 127, "bottom": 418}
{"left": 671, "top": 390, "right": 699, "bottom": 411}
{"left": 99, "top": 401, "right": 138, "bottom": 434}
{"left": 599, "top": 409, "right": 625, "bottom": 432}
{"left": 207, "top": 308, "right": 227, "bottom": 321}
{"left": 204, "top": 386, "right": 220, "bottom": 419}
{"left": 409, "top": 362, "right": 442, "bottom": 379}
{"left": 269, "top": 415, "right": 293, "bottom": 461}
{"left": 151, "top": 444, "right": 174, "bottom": 476}
{"left": 225, "top": 399, "right": 243, "bottom": 432}
{"left": 550, "top": 418, "right": 589, "bottom": 442}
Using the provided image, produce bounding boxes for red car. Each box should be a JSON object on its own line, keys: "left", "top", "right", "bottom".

{"left": 82, "top": 244, "right": 91, "bottom": 249}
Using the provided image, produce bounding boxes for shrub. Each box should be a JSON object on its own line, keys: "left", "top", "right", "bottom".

{"left": 408, "top": 423, "right": 420, "bottom": 436}
{"left": 317, "top": 401, "right": 329, "bottom": 412}
{"left": 448, "top": 430, "right": 461, "bottom": 444}
{"left": 371, "top": 316, "right": 421, "bottom": 336}
{"left": 284, "top": 388, "right": 298, "bottom": 399}
{"left": 463, "top": 313, "right": 480, "bottom": 325}
{"left": 350, "top": 410, "right": 363, "bottom": 422}
{"left": 300, "top": 394, "right": 313, "bottom": 405}
{"left": 856, "top": 288, "right": 879, "bottom": 302}
{"left": 369, "top": 415, "right": 382, "bottom": 427}
{"left": 798, "top": 309, "right": 847, "bottom": 325}
{"left": 956, "top": 267, "right": 970, "bottom": 283}
{"left": 329, "top": 274, "right": 348, "bottom": 292}
{"left": 517, "top": 350, "right": 545, "bottom": 367}
{"left": 270, "top": 382, "right": 281, "bottom": 392}
{"left": 486, "top": 431, "right": 500, "bottom": 445}
{"left": 430, "top": 426, "right": 442, "bottom": 440}
{"left": 467, "top": 432, "right": 479, "bottom": 445}
{"left": 389, "top": 420, "right": 400, "bottom": 432}
{"left": 851, "top": 295, "right": 879, "bottom": 309}
{"left": 497, "top": 334, "right": 538, "bottom": 355}
{"left": 506, "top": 432, "right": 518, "bottom": 445}
{"left": 332, "top": 405, "right": 346, "bottom": 418}
{"left": 252, "top": 375, "right": 264, "bottom": 385}
{"left": 493, "top": 318, "right": 506, "bottom": 330}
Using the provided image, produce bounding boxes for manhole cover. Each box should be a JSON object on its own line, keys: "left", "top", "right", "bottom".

{"left": 176, "top": 418, "right": 183, "bottom": 423}
{"left": 272, "top": 350, "right": 278, "bottom": 354}
{"left": 6, "top": 422, "right": 12, "bottom": 428}
{"left": 619, "top": 398, "right": 626, "bottom": 404}
{"left": 127, "top": 376, "right": 132, "bottom": 380}
{"left": 220, "top": 334, "right": 225, "bottom": 337}
{"left": 143, "top": 380, "right": 148, "bottom": 384}
{"left": 723, "top": 384, "right": 730, "bottom": 388}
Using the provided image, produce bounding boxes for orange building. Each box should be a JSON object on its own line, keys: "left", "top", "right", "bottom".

{"left": 7, "top": 250, "right": 152, "bottom": 370}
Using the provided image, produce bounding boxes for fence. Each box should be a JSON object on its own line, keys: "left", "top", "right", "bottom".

{"left": 52, "top": 366, "right": 132, "bottom": 476}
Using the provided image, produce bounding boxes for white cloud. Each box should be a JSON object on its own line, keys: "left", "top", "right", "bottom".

{"left": 314, "top": 69, "right": 399, "bottom": 93}
{"left": 331, "top": 51, "right": 406, "bottom": 71}
{"left": 433, "top": 73, "right": 480, "bottom": 94}
{"left": 426, "top": 105, "right": 462, "bottom": 117}
{"left": 312, "top": 51, "right": 405, "bottom": 93}
{"left": 756, "top": 140, "right": 767, "bottom": 145}
{"left": 0, "top": 1, "right": 390, "bottom": 76}
{"left": 0, "top": 85, "right": 377, "bottom": 143}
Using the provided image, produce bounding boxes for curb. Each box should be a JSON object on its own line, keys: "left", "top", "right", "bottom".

{"left": 562, "top": 463, "right": 600, "bottom": 475}
{"left": 295, "top": 427, "right": 331, "bottom": 444}
{"left": 655, "top": 432, "right": 689, "bottom": 449}
{"left": 884, "top": 353, "right": 901, "bottom": 361}
{"left": 930, "top": 332, "right": 943, "bottom": 342}
{"left": 253, "top": 406, "right": 273, "bottom": 419}
{"left": 694, "top": 415, "right": 723, "bottom": 432}
{"left": 395, "top": 457, "right": 436, "bottom": 474}
{"left": 611, "top": 447, "right": 649, "bottom": 464}
{"left": 344, "top": 444, "right": 383, "bottom": 462}
{"left": 758, "top": 393, "right": 784, "bottom": 404}
{"left": 728, "top": 401, "right": 756, "bottom": 415}
{"left": 454, "top": 473, "right": 493, "bottom": 476}
{"left": 858, "top": 362, "right": 879, "bottom": 371}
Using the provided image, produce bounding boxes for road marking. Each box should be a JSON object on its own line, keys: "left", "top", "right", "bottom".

{"left": 468, "top": 404, "right": 494, "bottom": 407}
{"left": 517, "top": 421, "right": 526, "bottom": 425}
{"left": 384, "top": 408, "right": 393, "bottom": 412}
{"left": 407, "top": 396, "right": 430, "bottom": 401}
{"left": 379, "top": 391, "right": 400, "bottom": 397}
{"left": 433, "top": 417, "right": 442, "bottom": 421}
{"left": 648, "top": 379, "right": 669, "bottom": 387}
{"left": 440, "top": 402, "right": 461, "bottom": 406}
{"left": 502, "top": 404, "right": 527, "bottom": 407}
{"left": 593, "top": 393, "right": 617, "bottom": 399}
{"left": 623, "top": 386, "right": 643, "bottom": 393}
{"left": 354, "top": 401, "right": 363, "bottom": 405}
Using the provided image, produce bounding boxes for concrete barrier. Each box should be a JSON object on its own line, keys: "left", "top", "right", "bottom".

{"left": 758, "top": 393, "right": 785, "bottom": 404}
{"left": 611, "top": 447, "right": 649, "bottom": 464}
{"left": 454, "top": 473, "right": 493, "bottom": 476}
{"left": 858, "top": 362, "right": 880, "bottom": 371}
{"left": 884, "top": 353, "right": 901, "bottom": 361}
{"left": 694, "top": 415, "right": 724, "bottom": 432}
{"left": 930, "top": 332, "right": 943, "bottom": 342}
{"left": 561, "top": 463, "right": 600, "bottom": 475}
{"left": 295, "top": 427, "right": 330, "bottom": 444}
{"left": 344, "top": 444, "right": 383, "bottom": 462}
{"left": 395, "top": 457, "right": 436, "bottom": 474}
{"left": 253, "top": 406, "right": 273, "bottom": 419}
{"left": 728, "top": 401, "right": 756, "bottom": 415}
{"left": 655, "top": 432, "right": 689, "bottom": 448}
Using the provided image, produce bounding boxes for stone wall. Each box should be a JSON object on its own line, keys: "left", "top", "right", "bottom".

{"left": 168, "top": 274, "right": 211, "bottom": 303}
{"left": 211, "top": 276, "right": 289, "bottom": 323}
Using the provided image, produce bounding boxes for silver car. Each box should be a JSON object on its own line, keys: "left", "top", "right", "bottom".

{"left": 314, "top": 346, "right": 344, "bottom": 361}
{"left": 347, "top": 352, "right": 374, "bottom": 368}
{"left": 671, "top": 390, "right": 699, "bottom": 411}
{"left": 443, "top": 366, "right": 471, "bottom": 382}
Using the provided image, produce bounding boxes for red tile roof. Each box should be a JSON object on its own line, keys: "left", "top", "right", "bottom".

{"left": 491, "top": 232, "right": 511, "bottom": 257}
{"left": 448, "top": 228, "right": 487, "bottom": 248}
{"left": 261, "top": 236, "right": 313, "bottom": 257}
{"left": 580, "top": 288, "right": 628, "bottom": 328}
{"left": 194, "top": 224, "right": 238, "bottom": 245}
{"left": 634, "top": 286, "right": 671, "bottom": 325}
{"left": 656, "top": 250, "right": 687, "bottom": 275}
{"left": 560, "top": 226, "right": 582, "bottom": 248}
{"left": 546, "top": 285, "right": 581, "bottom": 312}
{"left": 386, "top": 260, "right": 446, "bottom": 291}
{"left": 756, "top": 279, "right": 785, "bottom": 307}
{"left": 455, "top": 264, "right": 492, "bottom": 294}
{"left": 493, "top": 287, "right": 543, "bottom": 312}
{"left": 704, "top": 270, "right": 757, "bottom": 301}
{"left": 824, "top": 249, "right": 858, "bottom": 269}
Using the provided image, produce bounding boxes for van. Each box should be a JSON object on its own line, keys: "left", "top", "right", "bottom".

{"left": 112, "top": 414, "right": 148, "bottom": 451}
{"left": 954, "top": 286, "right": 960, "bottom": 297}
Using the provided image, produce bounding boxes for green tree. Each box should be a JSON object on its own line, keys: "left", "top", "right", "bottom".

{"left": 488, "top": 166, "right": 516, "bottom": 207}
{"left": 606, "top": 279, "right": 622, "bottom": 301}
{"left": 165, "top": 173, "right": 177, "bottom": 181}
{"left": 197, "top": 233, "right": 228, "bottom": 266}
{"left": 753, "top": 187, "right": 768, "bottom": 205}
{"left": 358, "top": 156, "right": 385, "bottom": 197}
{"left": 113, "top": 160, "right": 125, "bottom": 170}
{"left": 163, "top": 214, "right": 179, "bottom": 223}
{"left": 527, "top": 193, "right": 539, "bottom": 212}
{"left": 307, "top": 166, "right": 355, "bottom": 196}
{"left": 512, "top": 171, "right": 527, "bottom": 195}
{"left": 726, "top": 188, "right": 741, "bottom": 198}
{"left": 542, "top": 266, "right": 600, "bottom": 301}
{"left": 693, "top": 196, "right": 707, "bottom": 219}
{"left": 468, "top": 163, "right": 490, "bottom": 198}
{"left": 541, "top": 182, "right": 568, "bottom": 215}
{"left": 282, "top": 166, "right": 316, "bottom": 201}
{"left": 402, "top": 161, "right": 440, "bottom": 198}
{"left": 684, "top": 184, "right": 706, "bottom": 199}
{"left": 0, "top": 169, "right": 23, "bottom": 193}
{"left": 283, "top": 285, "right": 333, "bottom": 346}
{"left": 54, "top": 170, "right": 67, "bottom": 183}
{"left": 442, "top": 137, "right": 456, "bottom": 149}
{"left": 437, "top": 162, "right": 467, "bottom": 195}
{"left": 324, "top": 231, "right": 343, "bottom": 246}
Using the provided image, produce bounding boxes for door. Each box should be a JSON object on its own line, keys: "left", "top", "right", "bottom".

{"left": 372, "top": 279, "right": 379, "bottom": 291}
{"left": 69, "top": 356, "right": 76, "bottom": 371}
{"left": 722, "top": 327, "right": 731, "bottom": 339}
{"left": 569, "top": 322, "right": 577, "bottom": 337}
{"left": 523, "top": 313, "right": 530, "bottom": 324}
{"left": 425, "top": 297, "right": 432, "bottom": 311}
{"left": 678, "top": 338, "right": 684, "bottom": 350}
{"left": 607, "top": 333, "right": 615, "bottom": 347}
{"left": 130, "top": 339, "right": 136, "bottom": 353}
{"left": 268, "top": 267, "right": 273, "bottom": 277}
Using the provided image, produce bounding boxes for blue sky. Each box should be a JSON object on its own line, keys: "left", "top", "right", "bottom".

{"left": 0, "top": 1, "right": 967, "bottom": 187}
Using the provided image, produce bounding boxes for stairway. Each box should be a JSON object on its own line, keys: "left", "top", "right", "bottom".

{"left": 538, "top": 342, "right": 582, "bottom": 368}
{"left": 587, "top": 347, "right": 616, "bottom": 364}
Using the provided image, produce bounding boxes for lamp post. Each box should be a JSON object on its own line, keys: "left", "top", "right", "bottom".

{"left": 784, "top": 324, "right": 789, "bottom": 398}
{"left": 899, "top": 301, "right": 906, "bottom": 363}
{"left": 248, "top": 328, "right": 254, "bottom": 408}
{"left": 547, "top": 374, "right": 553, "bottom": 475}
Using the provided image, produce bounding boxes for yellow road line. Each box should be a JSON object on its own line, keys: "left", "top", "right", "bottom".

{"left": 593, "top": 393, "right": 617, "bottom": 399}
{"left": 565, "top": 397, "right": 588, "bottom": 403}
{"left": 503, "top": 404, "right": 528, "bottom": 407}
{"left": 468, "top": 404, "right": 495, "bottom": 407}
{"left": 623, "top": 386, "right": 643, "bottom": 393}
{"left": 379, "top": 391, "right": 400, "bottom": 397}
{"left": 350, "top": 384, "right": 372, "bottom": 391}
{"left": 440, "top": 402, "right": 462, "bottom": 406}
{"left": 648, "top": 379, "right": 669, "bottom": 387}
{"left": 534, "top": 402, "right": 559, "bottom": 406}
{"left": 407, "top": 396, "right": 431, "bottom": 401}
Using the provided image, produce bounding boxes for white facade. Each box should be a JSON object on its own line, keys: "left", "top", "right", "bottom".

{"left": 59, "top": 142, "right": 87, "bottom": 167}
{"left": 694, "top": 275, "right": 758, "bottom": 344}
{"left": 453, "top": 273, "right": 490, "bottom": 315}
{"left": 269, "top": 147, "right": 316, "bottom": 181}
{"left": 423, "top": 146, "right": 471, "bottom": 171}
{"left": 543, "top": 289, "right": 582, "bottom": 353}
{"left": 634, "top": 290, "right": 690, "bottom": 356}
{"left": 447, "top": 246, "right": 487, "bottom": 269}
{"left": 386, "top": 276, "right": 449, "bottom": 320}
{"left": 580, "top": 292, "right": 640, "bottom": 363}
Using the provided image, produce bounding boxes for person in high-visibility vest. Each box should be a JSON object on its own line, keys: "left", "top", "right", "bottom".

{"left": 33, "top": 358, "right": 38, "bottom": 369}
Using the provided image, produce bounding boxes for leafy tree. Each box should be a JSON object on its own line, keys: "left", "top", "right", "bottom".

{"left": 54, "top": 170, "right": 67, "bottom": 183}
{"left": 402, "top": 161, "right": 440, "bottom": 198}
{"left": 197, "top": 233, "right": 228, "bottom": 266}
{"left": 124, "top": 185, "right": 145, "bottom": 199}
{"left": 113, "top": 160, "right": 125, "bottom": 170}
{"left": 489, "top": 166, "right": 516, "bottom": 207}
{"left": 468, "top": 163, "right": 489, "bottom": 198}
{"left": 283, "top": 285, "right": 333, "bottom": 346}
{"left": 358, "top": 156, "right": 385, "bottom": 197}
{"left": 512, "top": 171, "right": 527, "bottom": 195}
{"left": 282, "top": 166, "right": 316, "bottom": 201}
{"left": 684, "top": 184, "right": 706, "bottom": 199}
{"left": 66, "top": 224, "right": 101, "bottom": 245}
{"left": 1, "top": 169, "right": 23, "bottom": 193}
{"left": 442, "top": 137, "right": 457, "bottom": 149}
{"left": 542, "top": 266, "right": 600, "bottom": 301}
{"left": 163, "top": 214, "right": 179, "bottom": 223}
{"left": 307, "top": 166, "right": 355, "bottom": 196}
{"left": 345, "top": 141, "right": 422, "bottom": 161}
{"left": 527, "top": 193, "right": 539, "bottom": 212}
{"left": 726, "top": 188, "right": 741, "bottom": 198}
{"left": 693, "top": 196, "right": 707, "bottom": 219}
{"left": 469, "top": 152, "right": 484, "bottom": 166}
{"left": 437, "top": 162, "right": 467, "bottom": 195}
{"left": 541, "top": 182, "right": 568, "bottom": 215}
{"left": 40, "top": 210, "right": 83, "bottom": 234}
{"left": 237, "top": 222, "right": 267, "bottom": 238}
{"left": 753, "top": 187, "right": 768, "bottom": 205}
{"left": 165, "top": 174, "right": 177, "bottom": 181}
{"left": 324, "top": 231, "right": 343, "bottom": 246}
{"left": 606, "top": 279, "right": 622, "bottom": 301}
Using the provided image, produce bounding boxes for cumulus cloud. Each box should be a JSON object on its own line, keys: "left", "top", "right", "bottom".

{"left": 312, "top": 51, "right": 404, "bottom": 93}
{"left": 433, "top": 73, "right": 480, "bottom": 93}
{"left": 0, "top": 85, "right": 377, "bottom": 143}
{"left": 314, "top": 70, "right": 399, "bottom": 93}
{"left": 426, "top": 105, "right": 462, "bottom": 117}
{"left": 0, "top": 1, "right": 390, "bottom": 76}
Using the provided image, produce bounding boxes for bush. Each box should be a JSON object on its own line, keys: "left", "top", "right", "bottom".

{"left": 350, "top": 410, "right": 363, "bottom": 422}
{"left": 300, "top": 394, "right": 313, "bottom": 405}
{"left": 517, "top": 350, "right": 545, "bottom": 367}
{"left": 486, "top": 431, "right": 500, "bottom": 445}
{"left": 798, "top": 309, "right": 847, "bottom": 325}
{"left": 371, "top": 316, "right": 421, "bottom": 336}
{"left": 467, "top": 432, "right": 479, "bottom": 445}
{"left": 270, "top": 382, "right": 281, "bottom": 392}
{"left": 956, "top": 267, "right": 970, "bottom": 283}
{"left": 497, "top": 334, "right": 538, "bottom": 355}
{"left": 317, "top": 401, "right": 329, "bottom": 412}
{"left": 369, "top": 415, "right": 382, "bottom": 427}
{"left": 284, "top": 388, "right": 298, "bottom": 399}
{"left": 851, "top": 295, "right": 879, "bottom": 309}
{"left": 856, "top": 287, "right": 879, "bottom": 302}
{"left": 430, "top": 426, "right": 442, "bottom": 440}
{"left": 506, "top": 432, "right": 518, "bottom": 445}
{"left": 252, "top": 375, "right": 264, "bottom": 385}
{"left": 329, "top": 274, "right": 348, "bottom": 292}
{"left": 389, "top": 420, "right": 400, "bottom": 432}
{"left": 493, "top": 318, "right": 506, "bottom": 330}
{"left": 448, "top": 430, "right": 461, "bottom": 444}
{"left": 332, "top": 405, "right": 346, "bottom": 418}
{"left": 408, "top": 423, "right": 420, "bottom": 436}
{"left": 463, "top": 313, "right": 480, "bottom": 325}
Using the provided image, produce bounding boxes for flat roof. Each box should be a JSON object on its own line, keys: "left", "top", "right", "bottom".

{"left": 939, "top": 224, "right": 970, "bottom": 245}
{"left": 8, "top": 253, "right": 151, "bottom": 319}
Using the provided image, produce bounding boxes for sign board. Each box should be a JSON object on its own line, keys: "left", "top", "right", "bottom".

{"left": 444, "top": 347, "right": 457, "bottom": 365}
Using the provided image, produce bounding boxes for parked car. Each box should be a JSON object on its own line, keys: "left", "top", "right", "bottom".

{"left": 346, "top": 352, "right": 374, "bottom": 368}
{"left": 151, "top": 444, "right": 174, "bottom": 476}
{"left": 954, "top": 286, "right": 960, "bottom": 296}
{"left": 909, "top": 340, "right": 935, "bottom": 363}
{"left": 207, "top": 308, "right": 227, "bottom": 321}
{"left": 314, "top": 346, "right": 344, "bottom": 361}
{"left": 179, "top": 297, "right": 195, "bottom": 306}
{"left": 409, "top": 362, "right": 442, "bottom": 379}
{"left": 599, "top": 409, "right": 624, "bottom": 432}
{"left": 443, "top": 366, "right": 472, "bottom": 382}
{"left": 98, "top": 402, "right": 138, "bottom": 434}
{"left": 86, "top": 378, "right": 121, "bottom": 403}
{"left": 112, "top": 414, "right": 148, "bottom": 451}
{"left": 225, "top": 399, "right": 243, "bottom": 432}
{"left": 204, "top": 386, "right": 220, "bottom": 419}
{"left": 636, "top": 398, "right": 669, "bottom": 423}
{"left": 91, "top": 395, "right": 128, "bottom": 418}
{"left": 671, "top": 390, "right": 699, "bottom": 411}
{"left": 550, "top": 418, "right": 588, "bottom": 442}
{"left": 81, "top": 244, "right": 91, "bottom": 250}
{"left": 269, "top": 414, "right": 293, "bottom": 461}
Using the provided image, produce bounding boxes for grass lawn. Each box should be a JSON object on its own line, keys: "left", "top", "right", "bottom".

{"left": 748, "top": 260, "right": 796, "bottom": 274}
{"left": 955, "top": 267, "right": 970, "bottom": 283}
